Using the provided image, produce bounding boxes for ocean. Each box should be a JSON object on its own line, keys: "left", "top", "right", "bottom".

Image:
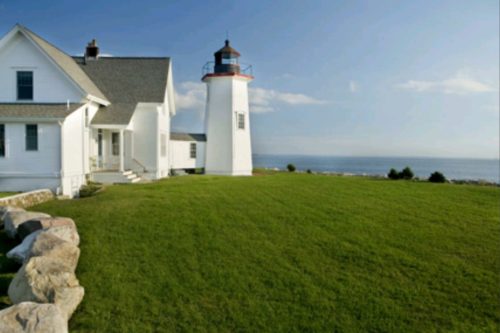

{"left": 253, "top": 155, "right": 500, "bottom": 183}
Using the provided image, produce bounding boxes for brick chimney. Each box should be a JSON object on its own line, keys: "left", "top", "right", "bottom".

{"left": 85, "top": 39, "right": 99, "bottom": 60}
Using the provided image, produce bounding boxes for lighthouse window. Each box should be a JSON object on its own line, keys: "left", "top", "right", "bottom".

{"left": 222, "top": 58, "right": 238, "bottom": 65}
{"left": 237, "top": 113, "right": 245, "bottom": 130}
{"left": 190, "top": 143, "right": 197, "bottom": 159}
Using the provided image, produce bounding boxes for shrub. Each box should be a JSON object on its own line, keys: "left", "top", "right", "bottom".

{"left": 429, "top": 171, "right": 446, "bottom": 183}
{"left": 399, "top": 166, "right": 414, "bottom": 180}
{"left": 287, "top": 164, "right": 296, "bottom": 172}
{"left": 306, "top": 169, "right": 312, "bottom": 174}
{"left": 79, "top": 183, "right": 103, "bottom": 198}
{"left": 388, "top": 168, "right": 400, "bottom": 180}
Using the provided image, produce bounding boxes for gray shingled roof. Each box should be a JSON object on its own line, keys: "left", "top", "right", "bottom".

{"left": 19, "top": 25, "right": 108, "bottom": 102}
{"left": 73, "top": 57, "right": 170, "bottom": 125}
{"left": 0, "top": 103, "right": 83, "bottom": 119}
{"left": 170, "top": 133, "right": 206, "bottom": 142}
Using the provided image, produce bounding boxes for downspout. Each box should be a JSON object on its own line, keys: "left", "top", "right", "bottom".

{"left": 156, "top": 109, "right": 161, "bottom": 178}
{"left": 58, "top": 120, "right": 64, "bottom": 196}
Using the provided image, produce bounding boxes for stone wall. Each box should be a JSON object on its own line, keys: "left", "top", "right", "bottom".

{"left": 0, "top": 208, "right": 83, "bottom": 332}
{"left": 0, "top": 189, "right": 54, "bottom": 208}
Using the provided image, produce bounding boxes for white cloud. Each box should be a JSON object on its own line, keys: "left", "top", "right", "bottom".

{"left": 397, "top": 73, "right": 496, "bottom": 95}
{"left": 174, "top": 82, "right": 206, "bottom": 112}
{"left": 349, "top": 80, "right": 358, "bottom": 93}
{"left": 175, "top": 81, "right": 326, "bottom": 114}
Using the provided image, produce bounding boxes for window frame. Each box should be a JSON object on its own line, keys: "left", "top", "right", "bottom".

{"left": 17, "top": 71, "right": 34, "bottom": 101}
{"left": 111, "top": 132, "right": 120, "bottom": 156}
{"left": 237, "top": 113, "right": 245, "bottom": 130}
{"left": 189, "top": 142, "right": 197, "bottom": 159}
{"left": 25, "top": 124, "right": 38, "bottom": 151}
{"left": 0, "top": 124, "right": 5, "bottom": 157}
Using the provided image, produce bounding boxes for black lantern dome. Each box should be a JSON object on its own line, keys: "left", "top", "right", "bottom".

{"left": 214, "top": 40, "right": 240, "bottom": 74}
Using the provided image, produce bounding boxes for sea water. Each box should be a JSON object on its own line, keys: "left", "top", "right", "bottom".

{"left": 253, "top": 155, "right": 500, "bottom": 183}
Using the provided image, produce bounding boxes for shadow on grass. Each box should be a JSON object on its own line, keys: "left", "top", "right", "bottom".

{"left": 0, "top": 229, "right": 20, "bottom": 310}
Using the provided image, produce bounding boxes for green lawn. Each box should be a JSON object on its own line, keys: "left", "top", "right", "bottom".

{"left": 3, "top": 174, "right": 500, "bottom": 332}
{"left": 0, "top": 192, "right": 17, "bottom": 198}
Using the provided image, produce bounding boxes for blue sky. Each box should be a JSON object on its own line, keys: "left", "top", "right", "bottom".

{"left": 1, "top": 0, "right": 498, "bottom": 158}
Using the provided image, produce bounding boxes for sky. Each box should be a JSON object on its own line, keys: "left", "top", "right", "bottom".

{"left": 1, "top": 0, "right": 498, "bottom": 159}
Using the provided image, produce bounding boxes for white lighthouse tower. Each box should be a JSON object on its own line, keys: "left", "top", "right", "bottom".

{"left": 203, "top": 40, "right": 253, "bottom": 176}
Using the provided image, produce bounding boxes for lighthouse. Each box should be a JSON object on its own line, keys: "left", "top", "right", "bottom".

{"left": 202, "top": 40, "right": 253, "bottom": 176}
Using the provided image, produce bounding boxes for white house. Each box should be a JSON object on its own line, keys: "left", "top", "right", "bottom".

{"left": 0, "top": 24, "right": 253, "bottom": 197}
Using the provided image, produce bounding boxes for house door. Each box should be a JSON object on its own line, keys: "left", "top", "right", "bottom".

{"left": 110, "top": 132, "right": 120, "bottom": 170}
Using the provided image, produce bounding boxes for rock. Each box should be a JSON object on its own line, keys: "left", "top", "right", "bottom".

{"left": 16, "top": 220, "right": 43, "bottom": 240}
{"left": 0, "top": 302, "right": 68, "bottom": 333}
{"left": 42, "top": 225, "right": 80, "bottom": 246}
{"left": 3, "top": 211, "right": 51, "bottom": 239}
{"left": 8, "top": 256, "right": 84, "bottom": 321}
{"left": 6, "top": 230, "right": 42, "bottom": 263}
{"left": 17, "top": 217, "right": 76, "bottom": 240}
{"left": 0, "top": 206, "right": 25, "bottom": 227}
{"left": 27, "top": 232, "right": 80, "bottom": 271}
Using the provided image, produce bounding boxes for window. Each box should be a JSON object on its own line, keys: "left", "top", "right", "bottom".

{"left": 161, "top": 134, "right": 167, "bottom": 157}
{"left": 85, "top": 108, "right": 89, "bottom": 127}
{"left": 190, "top": 142, "right": 197, "bottom": 159}
{"left": 0, "top": 124, "right": 4, "bottom": 157}
{"left": 97, "top": 129, "right": 103, "bottom": 156}
{"left": 17, "top": 71, "right": 33, "bottom": 100}
{"left": 26, "top": 124, "right": 38, "bottom": 151}
{"left": 111, "top": 132, "right": 119, "bottom": 156}
{"left": 222, "top": 58, "right": 238, "bottom": 65}
{"left": 237, "top": 113, "right": 245, "bottom": 130}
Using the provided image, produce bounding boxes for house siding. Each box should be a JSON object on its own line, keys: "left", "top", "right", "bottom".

{"left": 0, "top": 31, "right": 83, "bottom": 103}
{"left": 0, "top": 122, "right": 62, "bottom": 193}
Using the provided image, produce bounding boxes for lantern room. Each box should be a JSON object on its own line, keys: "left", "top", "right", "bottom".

{"left": 214, "top": 39, "right": 241, "bottom": 74}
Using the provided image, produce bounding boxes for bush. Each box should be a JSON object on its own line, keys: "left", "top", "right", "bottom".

{"left": 429, "top": 171, "right": 446, "bottom": 183}
{"left": 79, "top": 183, "right": 103, "bottom": 198}
{"left": 388, "top": 168, "right": 400, "bottom": 180}
{"left": 287, "top": 164, "right": 296, "bottom": 172}
{"left": 399, "top": 166, "right": 414, "bottom": 180}
{"left": 306, "top": 169, "right": 312, "bottom": 174}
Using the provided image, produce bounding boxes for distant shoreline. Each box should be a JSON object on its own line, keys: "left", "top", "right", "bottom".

{"left": 253, "top": 155, "right": 500, "bottom": 184}
{"left": 257, "top": 167, "right": 500, "bottom": 186}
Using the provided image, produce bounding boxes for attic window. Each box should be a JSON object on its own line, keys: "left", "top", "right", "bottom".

{"left": 17, "top": 71, "right": 33, "bottom": 100}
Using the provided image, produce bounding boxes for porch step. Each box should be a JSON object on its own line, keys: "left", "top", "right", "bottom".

{"left": 92, "top": 170, "right": 142, "bottom": 184}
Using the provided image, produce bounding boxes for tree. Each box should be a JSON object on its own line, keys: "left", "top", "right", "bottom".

{"left": 287, "top": 164, "right": 296, "bottom": 172}
{"left": 429, "top": 171, "right": 446, "bottom": 183}
{"left": 388, "top": 168, "right": 399, "bottom": 180}
{"left": 399, "top": 166, "right": 414, "bottom": 180}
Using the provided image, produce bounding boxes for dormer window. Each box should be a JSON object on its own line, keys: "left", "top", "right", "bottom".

{"left": 17, "top": 71, "right": 33, "bottom": 100}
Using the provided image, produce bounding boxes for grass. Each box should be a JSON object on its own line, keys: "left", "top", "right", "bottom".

{"left": 0, "top": 192, "right": 18, "bottom": 198}
{"left": 1, "top": 173, "right": 499, "bottom": 332}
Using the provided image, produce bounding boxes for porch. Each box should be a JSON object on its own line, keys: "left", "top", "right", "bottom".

{"left": 89, "top": 127, "right": 146, "bottom": 183}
